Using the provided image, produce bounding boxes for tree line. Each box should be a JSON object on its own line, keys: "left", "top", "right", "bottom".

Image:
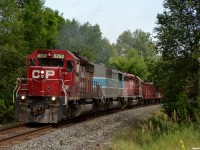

{"left": 0, "top": 0, "right": 199, "bottom": 124}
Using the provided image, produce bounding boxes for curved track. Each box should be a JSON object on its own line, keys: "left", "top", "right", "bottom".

{"left": 0, "top": 104, "right": 160, "bottom": 149}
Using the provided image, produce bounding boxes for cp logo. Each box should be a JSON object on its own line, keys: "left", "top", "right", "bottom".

{"left": 32, "top": 70, "right": 55, "bottom": 79}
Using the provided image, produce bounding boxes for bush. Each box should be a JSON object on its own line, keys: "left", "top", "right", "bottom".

{"left": 0, "top": 99, "right": 15, "bottom": 124}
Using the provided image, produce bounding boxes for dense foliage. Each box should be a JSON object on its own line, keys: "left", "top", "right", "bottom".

{"left": 57, "top": 20, "right": 112, "bottom": 63}
{"left": 109, "top": 48, "right": 148, "bottom": 79}
{"left": 110, "top": 29, "right": 157, "bottom": 80}
{"left": 154, "top": 0, "right": 200, "bottom": 121}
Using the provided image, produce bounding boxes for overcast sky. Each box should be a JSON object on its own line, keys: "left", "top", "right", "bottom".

{"left": 44, "top": 0, "right": 164, "bottom": 43}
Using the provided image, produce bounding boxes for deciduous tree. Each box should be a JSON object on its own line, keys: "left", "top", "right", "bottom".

{"left": 155, "top": 0, "right": 200, "bottom": 121}
{"left": 116, "top": 29, "right": 156, "bottom": 58}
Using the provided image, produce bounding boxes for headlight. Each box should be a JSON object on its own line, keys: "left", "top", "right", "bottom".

{"left": 21, "top": 95, "right": 26, "bottom": 100}
{"left": 41, "top": 70, "right": 44, "bottom": 74}
{"left": 51, "top": 96, "right": 56, "bottom": 101}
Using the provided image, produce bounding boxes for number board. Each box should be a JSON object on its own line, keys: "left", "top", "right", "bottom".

{"left": 53, "top": 54, "right": 65, "bottom": 59}
{"left": 37, "top": 54, "right": 47, "bottom": 58}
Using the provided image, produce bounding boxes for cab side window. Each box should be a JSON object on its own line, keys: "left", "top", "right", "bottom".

{"left": 67, "top": 60, "right": 73, "bottom": 72}
{"left": 29, "top": 59, "right": 35, "bottom": 66}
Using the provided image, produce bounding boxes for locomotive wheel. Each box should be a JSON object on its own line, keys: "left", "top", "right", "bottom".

{"left": 139, "top": 99, "right": 144, "bottom": 105}
{"left": 151, "top": 99, "right": 155, "bottom": 104}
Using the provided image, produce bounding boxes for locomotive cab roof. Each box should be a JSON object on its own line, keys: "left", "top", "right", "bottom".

{"left": 27, "top": 49, "right": 79, "bottom": 61}
{"left": 26, "top": 49, "right": 80, "bottom": 67}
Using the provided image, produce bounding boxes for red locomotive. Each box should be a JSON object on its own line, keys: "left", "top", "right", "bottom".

{"left": 14, "top": 49, "right": 163, "bottom": 123}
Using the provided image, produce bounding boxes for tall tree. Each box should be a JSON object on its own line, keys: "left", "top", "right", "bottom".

{"left": 95, "top": 38, "right": 112, "bottom": 65}
{"left": 42, "top": 8, "right": 64, "bottom": 49}
{"left": 116, "top": 30, "right": 133, "bottom": 55}
{"left": 79, "top": 22, "right": 102, "bottom": 61}
{"left": 0, "top": 0, "right": 25, "bottom": 123}
{"left": 155, "top": 0, "right": 200, "bottom": 121}
{"left": 0, "top": 0, "right": 25, "bottom": 99}
{"left": 116, "top": 29, "right": 156, "bottom": 58}
{"left": 132, "top": 29, "right": 156, "bottom": 58}
{"left": 57, "top": 20, "right": 104, "bottom": 61}
{"left": 17, "top": 0, "right": 65, "bottom": 54}
{"left": 56, "top": 19, "right": 81, "bottom": 50}
{"left": 20, "top": 0, "right": 45, "bottom": 53}
{"left": 111, "top": 29, "right": 156, "bottom": 80}
{"left": 0, "top": 0, "right": 24, "bottom": 51}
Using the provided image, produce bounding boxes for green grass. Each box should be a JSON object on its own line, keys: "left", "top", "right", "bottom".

{"left": 107, "top": 111, "right": 200, "bottom": 150}
{"left": 142, "top": 126, "right": 200, "bottom": 150}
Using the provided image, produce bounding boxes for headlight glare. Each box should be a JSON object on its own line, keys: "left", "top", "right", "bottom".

{"left": 51, "top": 96, "right": 56, "bottom": 101}
{"left": 21, "top": 95, "right": 26, "bottom": 100}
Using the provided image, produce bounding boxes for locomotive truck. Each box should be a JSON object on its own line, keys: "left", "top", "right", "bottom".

{"left": 13, "top": 49, "right": 162, "bottom": 123}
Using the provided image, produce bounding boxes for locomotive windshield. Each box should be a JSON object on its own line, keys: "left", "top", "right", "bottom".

{"left": 38, "top": 58, "right": 64, "bottom": 67}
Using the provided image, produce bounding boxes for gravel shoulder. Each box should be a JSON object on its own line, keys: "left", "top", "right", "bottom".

{"left": 6, "top": 105, "right": 161, "bottom": 150}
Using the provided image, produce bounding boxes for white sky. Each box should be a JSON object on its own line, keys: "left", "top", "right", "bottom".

{"left": 44, "top": 0, "right": 164, "bottom": 43}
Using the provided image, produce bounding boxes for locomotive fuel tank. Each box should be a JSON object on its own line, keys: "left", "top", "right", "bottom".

{"left": 69, "top": 104, "right": 94, "bottom": 117}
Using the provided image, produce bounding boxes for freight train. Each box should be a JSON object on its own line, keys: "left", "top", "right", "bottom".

{"left": 13, "top": 49, "right": 163, "bottom": 123}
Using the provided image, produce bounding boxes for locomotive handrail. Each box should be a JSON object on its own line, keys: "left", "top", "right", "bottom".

{"left": 61, "top": 80, "right": 70, "bottom": 105}
{"left": 13, "top": 78, "right": 26, "bottom": 103}
{"left": 101, "top": 86, "right": 106, "bottom": 101}
{"left": 13, "top": 80, "right": 20, "bottom": 103}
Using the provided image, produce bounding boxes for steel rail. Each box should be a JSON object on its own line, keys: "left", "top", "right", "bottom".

{"left": 0, "top": 125, "right": 52, "bottom": 148}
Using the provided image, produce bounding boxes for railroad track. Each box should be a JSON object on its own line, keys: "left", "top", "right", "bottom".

{"left": 0, "top": 124, "right": 54, "bottom": 148}
{"left": 0, "top": 104, "right": 160, "bottom": 149}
